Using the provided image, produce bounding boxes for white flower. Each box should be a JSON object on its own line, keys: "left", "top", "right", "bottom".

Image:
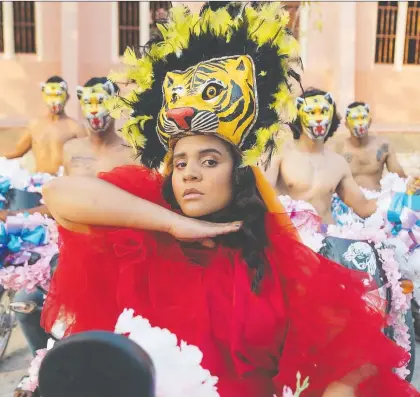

{"left": 114, "top": 310, "right": 220, "bottom": 397}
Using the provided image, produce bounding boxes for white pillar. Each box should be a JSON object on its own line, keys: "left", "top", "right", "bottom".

{"left": 61, "top": 2, "right": 79, "bottom": 120}
{"left": 111, "top": 1, "right": 119, "bottom": 62}
{"left": 394, "top": 1, "right": 408, "bottom": 71}
{"left": 298, "top": 3, "right": 309, "bottom": 69}
{"left": 2, "top": 2, "right": 14, "bottom": 59}
{"left": 140, "top": 1, "right": 150, "bottom": 46}
{"left": 35, "top": 2, "right": 44, "bottom": 61}
{"left": 336, "top": 2, "right": 356, "bottom": 110}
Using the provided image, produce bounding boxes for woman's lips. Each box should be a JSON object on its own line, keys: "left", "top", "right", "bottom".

{"left": 183, "top": 188, "right": 204, "bottom": 200}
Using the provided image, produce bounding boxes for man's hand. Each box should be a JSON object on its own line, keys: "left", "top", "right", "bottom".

{"left": 167, "top": 216, "right": 242, "bottom": 248}
{"left": 406, "top": 175, "right": 420, "bottom": 195}
{"left": 0, "top": 210, "right": 8, "bottom": 222}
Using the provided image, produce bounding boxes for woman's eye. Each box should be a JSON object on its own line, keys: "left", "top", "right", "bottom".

{"left": 175, "top": 161, "right": 187, "bottom": 169}
{"left": 203, "top": 159, "right": 217, "bottom": 167}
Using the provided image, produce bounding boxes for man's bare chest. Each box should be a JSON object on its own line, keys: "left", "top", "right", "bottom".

{"left": 342, "top": 143, "right": 388, "bottom": 175}
{"left": 281, "top": 155, "right": 341, "bottom": 196}
{"left": 67, "top": 148, "right": 125, "bottom": 176}
{"left": 32, "top": 123, "right": 74, "bottom": 146}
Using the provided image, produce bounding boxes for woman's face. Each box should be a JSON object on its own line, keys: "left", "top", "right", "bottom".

{"left": 172, "top": 135, "right": 235, "bottom": 218}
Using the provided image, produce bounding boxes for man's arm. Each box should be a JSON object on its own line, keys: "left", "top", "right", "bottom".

{"left": 4, "top": 130, "right": 32, "bottom": 159}
{"left": 336, "top": 158, "right": 377, "bottom": 218}
{"left": 385, "top": 142, "right": 406, "bottom": 178}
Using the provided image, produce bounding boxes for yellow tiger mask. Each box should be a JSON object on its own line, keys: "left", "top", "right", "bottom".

{"left": 345, "top": 103, "right": 371, "bottom": 138}
{"left": 41, "top": 81, "right": 68, "bottom": 115}
{"left": 296, "top": 93, "right": 334, "bottom": 140}
{"left": 157, "top": 55, "right": 258, "bottom": 149}
{"left": 76, "top": 81, "right": 116, "bottom": 133}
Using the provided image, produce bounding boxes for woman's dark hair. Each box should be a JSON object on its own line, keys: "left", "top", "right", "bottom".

{"left": 162, "top": 147, "right": 269, "bottom": 293}
{"left": 289, "top": 87, "right": 341, "bottom": 142}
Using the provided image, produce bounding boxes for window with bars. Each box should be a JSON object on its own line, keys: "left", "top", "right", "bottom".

{"left": 118, "top": 1, "right": 171, "bottom": 56}
{"left": 404, "top": 1, "right": 420, "bottom": 64}
{"left": 375, "top": 1, "right": 398, "bottom": 64}
{"left": 0, "top": 2, "right": 4, "bottom": 53}
{"left": 118, "top": 1, "right": 140, "bottom": 56}
{"left": 13, "top": 1, "right": 36, "bottom": 54}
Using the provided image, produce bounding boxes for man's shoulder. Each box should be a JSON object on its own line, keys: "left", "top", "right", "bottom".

{"left": 64, "top": 136, "right": 88, "bottom": 152}
{"left": 26, "top": 116, "right": 45, "bottom": 131}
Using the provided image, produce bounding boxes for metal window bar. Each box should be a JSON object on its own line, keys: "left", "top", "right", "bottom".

{"left": 13, "top": 1, "right": 36, "bottom": 54}
{"left": 0, "top": 2, "right": 3, "bottom": 53}
{"left": 118, "top": 1, "right": 140, "bottom": 56}
{"left": 404, "top": 1, "right": 420, "bottom": 64}
{"left": 375, "top": 1, "right": 398, "bottom": 64}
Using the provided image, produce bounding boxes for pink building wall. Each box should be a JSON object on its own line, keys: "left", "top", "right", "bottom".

{"left": 0, "top": 1, "right": 419, "bottom": 130}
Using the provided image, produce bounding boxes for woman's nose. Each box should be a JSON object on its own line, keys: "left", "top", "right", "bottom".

{"left": 183, "top": 163, "right": 202, "bottom": 182}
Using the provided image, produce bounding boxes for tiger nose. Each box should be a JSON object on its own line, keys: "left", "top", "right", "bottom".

{"left": 166, "top": 107, "right": 196, "bottom": 130}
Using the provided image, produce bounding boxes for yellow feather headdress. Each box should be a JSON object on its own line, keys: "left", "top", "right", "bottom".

{"left": 107, "top": 1, "right": 301, "bottom": 169}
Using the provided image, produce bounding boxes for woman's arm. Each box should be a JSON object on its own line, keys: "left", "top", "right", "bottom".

{"left": 43, "top": 175, "right": 242, "bottom": 243}
{"left": 43, "top": 176, "right": 180, "bottom": 232}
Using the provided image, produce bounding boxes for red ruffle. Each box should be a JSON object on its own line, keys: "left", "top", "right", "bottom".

{"left": 41, "top": 165, "right": 419, "bottom": 397}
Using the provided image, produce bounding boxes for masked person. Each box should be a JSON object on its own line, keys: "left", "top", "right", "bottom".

{"left": 4, "top": 76, "right": 85, "bottom": 174}
{"left": 332, "top": 101, "right": 406, "bottom": 192}
{"left": 40, "top": 3, "right": 418, "bottom": 397}
{"left": 2, "top": 77, "right": 136, "bottom": 221}
{"left": 263, "top": 88, "right": 419, "bottom": 225}
{"left": 13, "top": 77, "right": 136, "bottom": 397}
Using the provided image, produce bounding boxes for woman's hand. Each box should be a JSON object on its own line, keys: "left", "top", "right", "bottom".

{"left": 167, "top": 216, "right": 242, "bottom": 248}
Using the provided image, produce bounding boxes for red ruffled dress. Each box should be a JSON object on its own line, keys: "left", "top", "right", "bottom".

{"left": 41, "top": 166, "right": 419, "bottom": 397}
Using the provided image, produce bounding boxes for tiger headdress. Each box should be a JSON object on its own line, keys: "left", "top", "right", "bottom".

{"left": 158, "top": 55, "right": 258, "bottom": 149}
{"left": 106, "top": 2, "right": 301, "bottom": 169}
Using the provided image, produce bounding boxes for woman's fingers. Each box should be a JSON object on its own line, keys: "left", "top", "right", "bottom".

{"left": 200, "top": 239, "right": 216, "bottom": 248}
{"left": 209, "top": 221, "right": 242, "bottom": 236}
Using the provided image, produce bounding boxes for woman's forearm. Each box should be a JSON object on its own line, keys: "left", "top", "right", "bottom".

{"left": 42, "top": 176, "right": 179, "bottom": 232}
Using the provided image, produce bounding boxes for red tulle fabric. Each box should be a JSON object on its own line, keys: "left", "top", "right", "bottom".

{"left": 41, "top": 165, "right": 419, "bottom": 397}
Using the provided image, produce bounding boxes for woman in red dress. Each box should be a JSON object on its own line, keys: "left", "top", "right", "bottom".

{"left": 41, "top": 3, "right": 419, "bottom": 396}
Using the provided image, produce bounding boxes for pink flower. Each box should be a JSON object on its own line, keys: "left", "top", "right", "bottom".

{"left": 282, "top": 386, "right": 294, "bottom": 397}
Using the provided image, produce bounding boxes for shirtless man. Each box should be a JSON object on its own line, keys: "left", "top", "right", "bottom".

{"left": 333, "top": 101, "right": 406, "bottom": 191}
{"left": 1, "top": 77, "right": 136, "bottom": 221}
{"left": 63, "top": 76, "right": 136, "bottom": 177}
{"left": 263, "top": 88, "right": 378, "bottom": 224}
{"left": 13, "top": 77, "right": 136, "bottom": 397}
{"left": 4, "top": 76, "right": 85, "bottom": 174}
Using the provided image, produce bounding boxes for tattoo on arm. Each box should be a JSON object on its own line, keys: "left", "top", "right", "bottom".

{"left": 344, "top": 153, "right": 353, "bottom": 163}
{"left": 376, "top": 143, "right": 389, "bottom": 162}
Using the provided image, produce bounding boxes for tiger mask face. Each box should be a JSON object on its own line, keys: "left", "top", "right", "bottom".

{"left": 157, "top": 55, "right": 258, "bottom": 149}
{"left": 345, "top": 104, "right": 371, "bottom": 138}
{"left": 296, "top": 93, "right": 334, "bottom": 141}
{"left": 41, "top": 82, "right": 68, "bottom": 115}
{"left": 76, "top": 81, "right": 116, "bottom": 134}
